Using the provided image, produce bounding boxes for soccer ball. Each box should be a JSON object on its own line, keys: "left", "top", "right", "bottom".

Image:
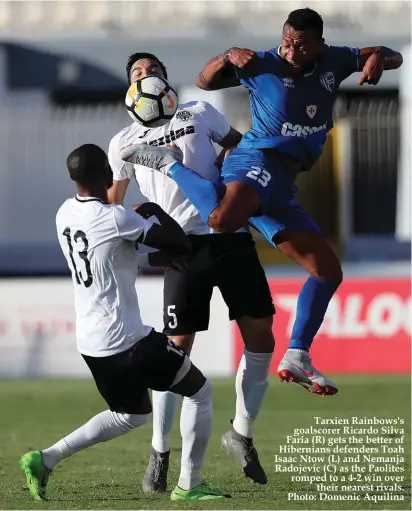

{"left": 125, "top": 76, "right": 179, "bottom": 128}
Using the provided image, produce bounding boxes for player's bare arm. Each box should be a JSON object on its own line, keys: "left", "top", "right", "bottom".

{"left": 146, "top": 251, "right": 183, "bottom": 267}
{"left": 108, "top": 178, "right": 130, "bottom": 205}
{"left": 219, "top": 127, "right": 243, "bottom": 149}
{"left": 134, "top": 202, "right": 187, "bottom": 267}
{"left": 138, "top": 249, "right": 184, "bottom": 268}
{"left": 135, "top": 202, "right": 191, "bottom": 256}
{"left": 357, "top": 46, "right": 403, "bottom": 85}
{"left": 214, "top": 127, "right": 243, "bottom": 167}
{"left": 195, "top": 48, "right": 257, "bottom": 90}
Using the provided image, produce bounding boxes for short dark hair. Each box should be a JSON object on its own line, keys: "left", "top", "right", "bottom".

{"left": 67, "top": 144, "right": 108, "bottom": 186}
{"left": 126, "top": 52, "right": 167, "bottom": 84}
{"left": 285, "top": 8, "right": 323, "bottom": 39}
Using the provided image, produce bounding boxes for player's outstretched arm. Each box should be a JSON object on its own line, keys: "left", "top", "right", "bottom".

{"left": 357, "top": 46, "right": 403, "bottom": 85}
{"left": 137, "top": 249, "right": 183, "bottom": 268}
{"left": 146, "top": 250, "right": 181, "bottom": 267}
{"left": 108, "top": 179, "right": 130, "bottom": 205}
{"left": 135, "top": 203, "right": 191, "bottom": 256}
{"left": 195, "top": 48, "right": 257, "bottom": 90}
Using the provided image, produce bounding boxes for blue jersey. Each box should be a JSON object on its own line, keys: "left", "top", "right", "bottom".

{"left": 236, "top": 45, "right": 360, "bottom": 169}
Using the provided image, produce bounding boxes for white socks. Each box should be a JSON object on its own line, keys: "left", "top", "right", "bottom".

{"left": 232, "top": 349, "right": 272, "bottom": 439}
{"left": 41, "top": 410, "right": 150, "bottom": 470}
{"left": 39, "top": 350, "right": 268, "bottom": 485}
{"left": 178, "top": 379, "right": 213, "bottom": 490}
{"left": 40, "top": 379, "right": 212, "bottom": 491}
{"left": 151, "top": 348, "right": 272, "bottom": 468}
{"left": 151, "top": 391, "right": 179, "bottom": 453}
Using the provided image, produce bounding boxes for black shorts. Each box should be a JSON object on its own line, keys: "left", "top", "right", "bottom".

{"left": 163, "top": 232, "right": 275, "bottom": 335}
{"left": 82, "top": 329, "right": 187, "bottom": 414}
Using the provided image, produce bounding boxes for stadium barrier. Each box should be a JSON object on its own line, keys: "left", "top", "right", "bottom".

{"left": 235, "top": 278, "right": 411, "bottom": 374}
{"left": 0, "top": 277, "right": 409, "bottom": 379}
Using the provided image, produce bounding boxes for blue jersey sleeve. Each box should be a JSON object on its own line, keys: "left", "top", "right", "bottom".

{"left": 328, "top": 45, "right": 360, "bottom": 81}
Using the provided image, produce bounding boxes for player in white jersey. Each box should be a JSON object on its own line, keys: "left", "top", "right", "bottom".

{"left": 108, "top": 53, "right": 276, "bottom": 490}
{"left": 19, "top": 144, "right": 230, "bottom": 502}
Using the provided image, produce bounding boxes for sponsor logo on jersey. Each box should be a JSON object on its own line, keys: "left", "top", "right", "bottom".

{"left": 138, "top": 129, "right": 150, "bottom": 139}
{"left": 281, "top": 122, "right": 327, "bottom": 136}
{"left": 320, "top": 71, "right": 335, "bottom": 92}
{"left": 176, "top": 110, "right": 194, "bottom": 122}
{"left": 282, "top": 77, "right": 295, "bottom": 88}
{"left": 306, "top": 105, "right": 317, "bottom": 119}
{"left": 148, "top": 125, "right": 196, "bottom": 146}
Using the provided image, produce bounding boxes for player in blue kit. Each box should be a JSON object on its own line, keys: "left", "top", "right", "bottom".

{"left": 120, "top": 9, "right": 403, "bottom": 402}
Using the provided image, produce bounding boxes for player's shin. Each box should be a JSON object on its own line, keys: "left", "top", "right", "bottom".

{"left": 289, "top": 276, "right": 338, "bottom": 350}
{"left": 233, "top": 349, "right": 272, "bottom": 439}
{"left": 151, "top": 391, "right": 179, "bottom": 453}
{"left": 178, "top": 379, "right": 213, "bottom": 490}
{"left": 168, "top": 163, "right": 222, "bottom": 223}
{"left": 40, "top": 410, "right": 149, "bottom": 470}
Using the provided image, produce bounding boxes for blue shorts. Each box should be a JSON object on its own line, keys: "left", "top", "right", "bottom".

{"left": 221, "top": 147, "right": 321, "bottom": 246}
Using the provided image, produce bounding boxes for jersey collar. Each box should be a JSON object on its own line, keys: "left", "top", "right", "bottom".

{"left": 75, "top": 195, "right": 105, "bottom": 204}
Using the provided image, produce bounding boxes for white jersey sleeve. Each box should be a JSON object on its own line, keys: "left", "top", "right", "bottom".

{"left": 108, "top": 131, "right": 135, "bottom": 181}
{"left": 195, "top": 101, "right": 231, "bottom": 143}
{"left": 113, "top": 206, "right": 152, "bottom": 243}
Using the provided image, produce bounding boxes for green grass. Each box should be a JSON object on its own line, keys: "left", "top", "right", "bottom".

{"left": 0, "top": 375, "right": 410, "bottom": 510}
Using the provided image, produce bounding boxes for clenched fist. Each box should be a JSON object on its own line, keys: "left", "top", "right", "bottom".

{"left": 226, "top": 48, "right": 258, "bottom": 69}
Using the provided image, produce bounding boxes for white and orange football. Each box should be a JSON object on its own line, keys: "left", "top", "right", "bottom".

{"left": 125, "top": 76, "right": 179, "bottom": 128}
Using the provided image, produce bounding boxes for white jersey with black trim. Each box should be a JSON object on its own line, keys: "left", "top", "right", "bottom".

{"left": 109, "top": 100, "right": 247, "bottom": 235}
{"left": 56, "top": 196, "right": 153, "bottom": 357}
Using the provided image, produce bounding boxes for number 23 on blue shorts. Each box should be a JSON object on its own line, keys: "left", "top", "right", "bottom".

{"left": 221, "top": 147, "right": 295, "bottom": 208}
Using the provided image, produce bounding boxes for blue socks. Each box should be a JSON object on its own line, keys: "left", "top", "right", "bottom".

{"left": 289, "top": 276, "right": 338, "bottom": 351}
{"left": 168, "top": 162, "right": 222, "bottom": 223}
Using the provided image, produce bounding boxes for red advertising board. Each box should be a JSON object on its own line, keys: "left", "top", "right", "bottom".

{"left": 234, "top": 278, "right": 411, "bottom": 373}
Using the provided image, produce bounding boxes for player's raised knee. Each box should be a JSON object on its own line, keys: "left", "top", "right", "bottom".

{"left": 309, "top": 257, "right": 343, "bottom": 287}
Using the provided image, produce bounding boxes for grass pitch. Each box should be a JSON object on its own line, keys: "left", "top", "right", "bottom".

{"left": 0, "top": 375, "right": 410, "bottom": 510}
